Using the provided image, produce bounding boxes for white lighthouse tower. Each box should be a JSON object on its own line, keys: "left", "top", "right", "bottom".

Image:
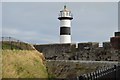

{"left": 58, "top": 5, "right": 73, "bottom": 43}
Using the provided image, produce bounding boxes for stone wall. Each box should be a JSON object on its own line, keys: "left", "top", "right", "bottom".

{"left": 46, "top": 60, "right": 118, "bottom": 78}
{"left": 78, "top": 42, "right": 99, "bottom": 50}
{"left": 103, "top": 42, "right": 112, "bottom": 49}
{"left": 34, "top": 43, "right": 76, "bottom": 60}
{"left": 76, "top": 48, "right": 119, "bottom": 61}
{"left": 34, "top": 42, "right": 119, "bottom": 61}
{"left": 34, "top": 42, "right": 119, "bottom": 78}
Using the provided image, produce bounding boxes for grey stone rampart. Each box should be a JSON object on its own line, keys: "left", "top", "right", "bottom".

{"left": 76, "top": 47, "right": 119, "bottom": 61}
{"left": 34, "top": 43, "right": 76, "bottom": 60}
{"left": 78, "top": 42, "right": 99, "bottom": 50}
{"left": 46, "top": 60, "right": 118, "bottom": 78}
{"left": 34, "top": 42, "right": 119, "bottom": 61}
{"left": 103, "top": 42, "right": 112, "bottom": 49}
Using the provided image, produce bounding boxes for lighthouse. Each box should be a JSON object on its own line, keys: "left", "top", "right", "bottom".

{"left": 58, "top": 5, "right": 73, "bottom": 43}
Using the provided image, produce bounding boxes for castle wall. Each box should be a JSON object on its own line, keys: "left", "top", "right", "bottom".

{"left": 78, "top": 42, "right": 99, "bottom": 50}
{"left": 34, "top": 42, "right": 119, "bottom": 61}
{"left": 46, "top": 60, "right": 118, "bottom": 78}
{"left": 34, "top": 42, "right": 119, "bottom": 78}
{"left": 34, "top": 43, "right": 76, "bottom": 60}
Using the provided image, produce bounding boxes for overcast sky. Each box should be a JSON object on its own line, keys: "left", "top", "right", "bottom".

{"left": 2, "top": 2, "right": 118, "bottom": 44}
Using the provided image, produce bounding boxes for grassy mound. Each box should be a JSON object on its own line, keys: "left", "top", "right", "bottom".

{"left": 2, "top": 50, "right": 48, "bottom": 78}
{"left": 1, "top": 41, "right": 34, "bottom": 50}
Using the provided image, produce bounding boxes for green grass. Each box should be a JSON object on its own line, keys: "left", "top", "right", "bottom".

{"left": 2, "top": 42, "right": 19, "bottom": 50}
{"left": 2, "top": 50, "right": 48, "bottom": 78}
{"left": 1, "top": 41, "right": 34, "bottom": 50}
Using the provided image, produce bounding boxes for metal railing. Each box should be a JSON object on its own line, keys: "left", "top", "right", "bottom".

{"left": 74, "top": 65, "right": 120, "bottom": 80}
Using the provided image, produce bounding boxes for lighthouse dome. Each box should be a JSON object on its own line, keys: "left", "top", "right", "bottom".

{"left": 61, "top": 5, "right": 71, "bottom": 12}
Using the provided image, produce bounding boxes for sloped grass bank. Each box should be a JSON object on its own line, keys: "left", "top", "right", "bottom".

{"left": 1, "top": 41, "right": 35, "bottom": 50}
{"left": 2, "top": 50, "right": 48, "bottom": 78}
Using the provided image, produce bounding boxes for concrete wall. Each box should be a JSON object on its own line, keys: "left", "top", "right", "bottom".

{"left": 34, "top": 42, "right": 119, "bottom": 61}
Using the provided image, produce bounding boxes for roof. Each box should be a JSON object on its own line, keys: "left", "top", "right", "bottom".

{"left": 61, "top": 5, "right": 71, "bottom": 12}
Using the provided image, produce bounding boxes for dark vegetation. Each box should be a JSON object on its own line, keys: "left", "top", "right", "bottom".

{"left": 1, "top": 41, "right": 34, "bottom": 50}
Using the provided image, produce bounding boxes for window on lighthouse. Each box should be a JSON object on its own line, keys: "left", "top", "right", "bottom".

{"left": 59, "top": 10, "right": 72, "bottom": 17}
{"left": 66, "top": 12, "right": 69, "bottom": 16}
{"left": 63, "top": 12, "right": 69, "bottom": 17}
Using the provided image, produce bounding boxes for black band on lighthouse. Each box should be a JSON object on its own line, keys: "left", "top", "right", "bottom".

{"left": 60, "top": 27, "right": 70, "bottom": 35}
{"left": 58, "top": 17, "right": 73, "bottom": 20}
